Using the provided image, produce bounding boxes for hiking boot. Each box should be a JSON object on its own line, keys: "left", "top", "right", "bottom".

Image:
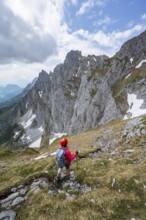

{"left": 56, "top": 176, "right": 61, "bottom": 183}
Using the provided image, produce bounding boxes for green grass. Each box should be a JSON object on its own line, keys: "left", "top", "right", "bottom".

{"left": 89, "top": 89, "right": 97, "bottom": 97}
{"left": 0, "top": 108, "right": 13, "bottom": 120}
{"left": 87, "top": 67, "right": 106, "bottom": 81}
{"left": 0, "top": 149, "right": 14, "bottom": 158}
{"left": 1, "top": 117, "right": 146, "bottom": 219}
{"left": 111, "top": 67, "right": 146, "bottom": 104}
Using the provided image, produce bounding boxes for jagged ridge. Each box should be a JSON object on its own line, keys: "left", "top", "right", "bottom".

{"left": 0, "top": 30, "right": 146, "bottom": 149}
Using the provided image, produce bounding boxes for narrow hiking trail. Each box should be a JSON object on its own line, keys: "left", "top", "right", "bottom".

{"left": 0, "top": 171, "right": 93, "bottom": 220}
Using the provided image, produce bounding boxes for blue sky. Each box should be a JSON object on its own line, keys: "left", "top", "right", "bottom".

{"left": 66, "top": 0, "right": 146, "bottom": 31}
{"left": 0, "top": 0, "right": 146, "bottom": 87}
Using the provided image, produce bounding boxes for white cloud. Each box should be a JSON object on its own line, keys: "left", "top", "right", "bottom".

{"left": 4, "top": 0, "right": 67, "bottom": 37}
{"left": 141, "top": 13, "right": 146, "bottom": 20}
{"left": 95, "top": 16, "right": 117, "bottom": 27}
{"left": 76, "top": 0, "right": 94, "bottom": 15}
{"left": 71, "top": 0, "right": 78, "bottom": 5}
{"left": 71, "top": 24, "right": 146, "bottom": 56}
{"left": 76, "top": 0, "right": 105, "bottom": 16}
{"left": 0, "top": 0, "right": 146, "bottom": 87}
{"left": 0, "top": 56, "right": 61, "bottom": 87}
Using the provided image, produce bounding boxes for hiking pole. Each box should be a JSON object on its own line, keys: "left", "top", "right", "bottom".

{"left": 75, "top": 151, "right": 79, "bottom": 170}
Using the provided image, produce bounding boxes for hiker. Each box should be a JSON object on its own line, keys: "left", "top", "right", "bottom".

{"left": 56, "top": 138, "right": 78, "bottom": 182}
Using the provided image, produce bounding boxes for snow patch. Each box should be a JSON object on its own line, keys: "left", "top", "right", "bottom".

{"left": 50, "top": 151, "right": 56, "bottom": 156}
{"left": 20, "top": 110, "right": 36, "bottom": 129}
{"left": 26, "top": 135, "right": 31, "bottom": 141}
{"left": 29, "top": 138, "right": 42, "bottom": 148}
{"left": 39, "top": 126, "right": 44, "bottom": 133}
{"left": 26, "top": 102, "right": 28, "bottom": 109}
{"left": 124, "top": 93, "right": 146, "bottom": 120}
{"left": 33, "top": 153, "right": 49, "bottom": 160}
{"left": 130, "top": 58, "right": 133, "bottom": 63}
{"left": 78, "top": 67, "right": 81, "bottom": 72}
{"left": 14, "top": 131, "right": 20, "bottom": 138}
{"left": 49, "top": 133, "right": 67, "bottom": 145}
{"left": 71, "top": 91, "right": 75, "bottom": 97}
{"left": 93, "top": 57, "right": 96, "bottom": 62}
{"left": 38, "top": 91, "right": 43, "bottom": 98}
{"left": 21, "top": 114, "right": 36, "bottom": 128}
{"left": 123, "top": 149, "right": 134, "bottom": 153}
{"left": 136, "top": 59, "right": 146, "bottom": 68}
{"left": 111, "top": 178, "right": 116, "bottom": 187}
{"left": 33, "top": 151, "right": 56, "bottom": 160}
{"left": 125, "top": 73, "right": 131, "bottom": 79}
{"left": 87, "top": 61, "right": 90, "bottom": 67}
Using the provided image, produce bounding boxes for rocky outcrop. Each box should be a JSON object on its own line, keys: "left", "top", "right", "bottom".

{"left": 1, "top": 31, "right": 146, "bottom": 148}
{"left": 0, "top": 172, "right": 92, "bottom": 219}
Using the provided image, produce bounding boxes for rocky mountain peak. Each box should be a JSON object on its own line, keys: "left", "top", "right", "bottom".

{"left": 64, "top": 50, "right": 82, "bottom": 64}
{"left": 115, "top": 30, "right": 146, "bottom": 62}
{"left": 0, "top": 31, "right": 146, "bottom": 149}
{"left": 38, "top": 70, "right": 49, "bottom": 80}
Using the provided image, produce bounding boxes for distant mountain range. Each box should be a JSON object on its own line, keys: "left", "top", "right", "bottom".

{"left": 0, "top": 84, "right": 23, "bottom": 103}
{"left": 0, "top": 79, "right": 37, "bottom": 109}
{"left": 0, "top": 30, "right": 146, "bottom": 149}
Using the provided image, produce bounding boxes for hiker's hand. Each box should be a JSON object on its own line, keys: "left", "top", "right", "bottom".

{"left": 76, "top": 151, "right": 79, "bottom": 155}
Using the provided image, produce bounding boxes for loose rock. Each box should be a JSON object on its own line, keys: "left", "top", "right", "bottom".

{"left": 1, "top": 192, "right": 19, "bottom": 204}
{"left": 0, "top": 210, "right": 16, "bottom": 220}
{"left": 11, "top": 197, "right": 25, "bottom": 207}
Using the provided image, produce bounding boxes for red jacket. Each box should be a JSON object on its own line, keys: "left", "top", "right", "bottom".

{"left": 60, "top": 146, "right": 77, "bottom": 164}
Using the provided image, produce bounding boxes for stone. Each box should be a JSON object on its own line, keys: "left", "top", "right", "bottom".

{"left": 48, "top": 190, "right": 56, "bottom": 195}
{"left": 58, "top": 190, "right": 65, "bottom": 194}
{"left": 123, "top": 149, "right": 134, "bottom": 153}
{"left": 11, "top": 188, "right": 17, "bottom": 193}
{"left": 31, "top": 180, "right": 41, "bottom": 188}
{"left": 30, "top": 186, "right": 41, "bottom": 193}
{"left": 0, "top": 210, "right": 16, "bottom": 220}
{"left": 17, "top": 185, "right": 24, "bottom": 189}
{"left": 80, "top": 185, "right": 92, "bottom": 193}
{"left": 60, "top": 173, "right": 66, "bottom": 179}
{"left": 63, "top": 182, "right": 70, "bottom": 187}
{"left": 11, "top": 197, "right": 25, "bottom": 207}
{"left": 90, "top": 199, "right": 95, "bottom": 203}
{"left": 0, "top": 192, "right": 19, "bottom": 204}
{"left": 141, "top": 129, "right": 146, "bottom": 135}
{"left": 0, "top": 164, "right": 6, "bottom": 169}
{"left": 19, "top": 187, "right": 28, "bottom": 195}
{"left": 1, "top": 201, "right": 11, "bottom": 209}
{"left": 40, "top": 180, "right": 49, "bottom": 189}
{"left": 66, "top": 194, "right": 75, "bottom": 201}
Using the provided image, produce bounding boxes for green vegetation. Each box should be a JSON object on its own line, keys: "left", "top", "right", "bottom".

{"left": 1, "top": 118, "right": 146, "bottom": 219}
{"left": 112, "top": 66, "right": 146, "bottom": 103}
{"left": 0, "top": 124, "right": 18, "bottom": 144}
{"left": 40, "top": 134, "right": 50, "bottom": 148}
{"left": 0, "top": 108, "right": 12, "bottom": 120}
{"left": 0, "top": 149, "right": 14, "bottom": 158}
{"left": 87, "top": 67, "right": 106, "bottom": 81}
{"left": 89, "top": 89, "right": 97, "bottom": 97}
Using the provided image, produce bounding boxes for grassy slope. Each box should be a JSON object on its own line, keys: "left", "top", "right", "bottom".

{"left": 0, "top": 118, "right": 146, "bottom": 220}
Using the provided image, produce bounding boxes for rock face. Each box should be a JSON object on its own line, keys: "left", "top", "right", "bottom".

{"left": 0, "top": 31, "right": 146, "bottom": 148}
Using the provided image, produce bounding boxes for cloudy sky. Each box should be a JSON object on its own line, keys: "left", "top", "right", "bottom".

{"left": 0, "top": 0, "right": 146, "bottom": 87}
